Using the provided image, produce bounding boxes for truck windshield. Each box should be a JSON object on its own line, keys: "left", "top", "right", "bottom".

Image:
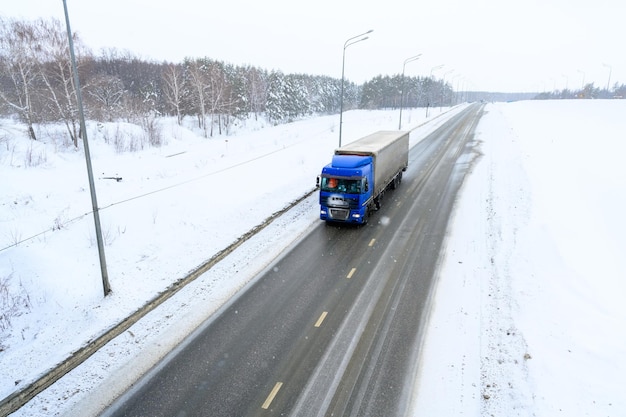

{"left": 321, "top": 177, "right": 362, "bottom": 194}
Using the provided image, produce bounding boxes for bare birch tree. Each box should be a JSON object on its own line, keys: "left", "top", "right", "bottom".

{"left": 38, "top": 18, "right": 84, "bottom": 147}
{"left": 84, "top": 74, "right": 125, "bottom": 122}
{"left": 161, "top": 63, "right": 185, "bottom": 125}
{"left": 247, "top": 66, "right": 267, "bottom": 121}
{"left": 206, "top": 61, "right": 227, "bottom": 136}
{"left": 0, "top": 18, "right": 42, "bottom": 140}
{"left": 185, "top": 59, "right": 210, "bottom": 136}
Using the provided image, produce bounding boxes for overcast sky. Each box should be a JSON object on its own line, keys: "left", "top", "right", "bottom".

{"left": 3, "top": 0, "right": 623, "bottom": 93}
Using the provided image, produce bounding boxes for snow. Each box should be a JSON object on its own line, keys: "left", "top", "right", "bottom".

{"left": 1, "top": 100, "right": 625, "bottom": 416}
{"left": 410, "top": 100, "right": 626, "bottom": 416}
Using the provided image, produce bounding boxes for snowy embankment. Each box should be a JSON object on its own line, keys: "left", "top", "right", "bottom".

{"left": 411, "top": 100, "right": 626, "bottom": 416}
{"left": 1, "top": 106, "right": 462, "bottom": 415}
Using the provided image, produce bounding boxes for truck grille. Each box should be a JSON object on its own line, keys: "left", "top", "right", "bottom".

{"left": 329, "top": 208, "right": 350, "bottom": 220}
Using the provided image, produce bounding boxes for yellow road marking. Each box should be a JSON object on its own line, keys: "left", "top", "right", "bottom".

{"left": 314, "top": 311, "right": 328, "bottom": 327}
{"left": 368, "top": 239, "right": 376, "bottom": 247}
{"left": 262, "top": 382, "right": 283, "bottom": 409}
{"left": 346, "top": 267, "right": 356, "bottom": 279}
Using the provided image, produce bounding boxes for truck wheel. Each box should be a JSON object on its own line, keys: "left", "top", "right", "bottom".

{"left": 362, "top": 208, "right": 369, "bottom": 225}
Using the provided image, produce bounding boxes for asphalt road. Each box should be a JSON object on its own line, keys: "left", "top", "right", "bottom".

{"left": 102, "top": 103, "right": 484, "bottom": 417}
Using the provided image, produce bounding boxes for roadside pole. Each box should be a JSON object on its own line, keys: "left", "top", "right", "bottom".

{"left": 62, "top": 0, "right": 111, "bottom": 296}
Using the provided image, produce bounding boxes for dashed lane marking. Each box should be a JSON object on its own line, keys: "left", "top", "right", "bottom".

{"left": 346, "top": 268, "right": 357, "bottom": 279}
{"left": 368, "top": 239, "right": 376, "bottom": 247}
{"left": 314, "top": 311, "right": 328, "bottom": 328}
{"left": 262, "top": 382, "right": 283, "bottom": 409}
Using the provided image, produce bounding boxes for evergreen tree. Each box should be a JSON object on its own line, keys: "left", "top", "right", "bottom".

{"left": 266, "top": 71, "right": 287, "bottom": 123}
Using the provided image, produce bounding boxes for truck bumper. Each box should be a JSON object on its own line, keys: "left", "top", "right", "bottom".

{"left": 320, "top": 206, "right": 366, "bottom": 224}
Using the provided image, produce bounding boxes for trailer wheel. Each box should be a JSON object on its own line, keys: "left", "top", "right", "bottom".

{"left": 391, "top": 173, "right": 401, "bottom": 190}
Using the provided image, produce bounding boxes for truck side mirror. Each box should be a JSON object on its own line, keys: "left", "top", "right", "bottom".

{"left": 316, "top": 175, "right": 320, "bottom": 188}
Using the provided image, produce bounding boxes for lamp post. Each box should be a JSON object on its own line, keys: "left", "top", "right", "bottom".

{"left": 398, "top": 54, "right": 421, "bottom": 130}
{"left": 451, "top": 74, "right": 460, "bottom": 105}
{"left": 62, "top": 0, "right": 111, "bottom": 296}
{"left": 577, "top": 69, "right": 585, "bottom": 90}
{"left": 339, "top": 29, "right": 373, "bottom": 147}
{"left": 603, "top": 63, "right": 612, "bottom": 94}
{"left": 430, "top": 64, "right": 444, "bottom": 78}
{"left": 426, "top": 65, "right": 443, "bottom": 117}
{"left": 441, "top": 69, "right": 454, "bottom": 111}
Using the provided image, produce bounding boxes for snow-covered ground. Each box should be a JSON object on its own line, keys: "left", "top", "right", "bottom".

{"left": 411, "top": 100, "right": 626, "bottom": 416}
{"left": 1, "top": 101, "right": 625, "bottom": 416}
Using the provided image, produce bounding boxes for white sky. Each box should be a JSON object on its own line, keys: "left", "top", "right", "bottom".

{"left": 3, "top": 0, "right": 624, "bottom": 92}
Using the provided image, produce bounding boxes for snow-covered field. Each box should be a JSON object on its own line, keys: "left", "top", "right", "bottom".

{"left": 1, "top": 101, "right": 625, "bottom": 416}
{"left": 411, "top": 100, "right": 626, "bottom": 416}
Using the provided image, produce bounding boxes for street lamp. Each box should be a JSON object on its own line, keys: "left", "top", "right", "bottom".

{"left": 577, "top": 69, "right": 585, "bottom": 90}
{"left": 62, "top": 0, "right": 111, "bottom": 296}
{"left": 339, "top": 29, "right": 373, "bottom": 147}
{"left": 398, "top": 54, "right": 421, "bottom": 130}
{"left": 426, "top": 65, "right": 443, "bottom": 117}
{"left": 451, "top": 74, "right": 460, "bottom": 105}
{"left": 603, "top": 63, "right": 612, "bottom": 93}
{"left": 441, "top": 69, "right": 454, "bottom": 111}
{"left": 430, "top": 64, "right": 444, "bottom": 79}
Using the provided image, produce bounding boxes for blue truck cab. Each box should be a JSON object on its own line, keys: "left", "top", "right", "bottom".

{"left": 319, "top": 154, "right": 373, "bottom": 224}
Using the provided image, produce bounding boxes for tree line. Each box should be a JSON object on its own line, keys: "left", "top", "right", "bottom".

{"left": 11, "top": 16, "right": 624, "bottom": 149}
{"left": 534, "top": 83, "right": 626, "bottom": 100}
{"left": 0, "top": 17, "right": 462, "bottom": 147}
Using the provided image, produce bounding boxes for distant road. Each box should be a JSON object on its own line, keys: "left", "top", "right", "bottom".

{"left": 102, "top": 103, "right": 484, "bottom": 417}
